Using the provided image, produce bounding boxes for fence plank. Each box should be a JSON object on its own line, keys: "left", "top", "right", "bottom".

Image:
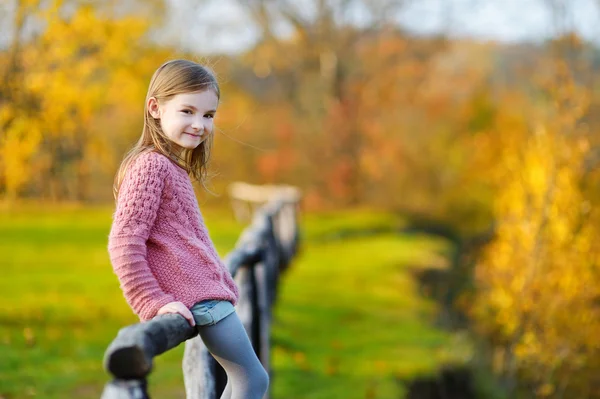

{"left": 183, "top": 336, "right": 216, "bottom": 399}
{"left": 104, "top": 313, "right": 196, "bottom": 380}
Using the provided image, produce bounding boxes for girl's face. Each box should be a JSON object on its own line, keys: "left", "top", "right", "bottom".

{"left": 148, "top": 90, "right": 219, "bottom": 154}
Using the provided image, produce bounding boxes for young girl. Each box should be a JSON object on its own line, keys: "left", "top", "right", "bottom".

{"left": 108, "top": 59, "right": 269, "bottom": 399}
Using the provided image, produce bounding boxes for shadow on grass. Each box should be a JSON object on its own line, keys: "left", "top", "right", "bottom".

{"left": 397, "top": 215, "right": 497, "bottom": 399}
{"left": 399, "top": 365, "right": 476, "bottom": 399}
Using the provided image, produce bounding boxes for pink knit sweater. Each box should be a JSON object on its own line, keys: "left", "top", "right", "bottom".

{"left": 108, "top": 151, "right": 239, "bottom": 321}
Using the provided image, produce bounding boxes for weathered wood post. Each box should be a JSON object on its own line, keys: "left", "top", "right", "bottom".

{"left": 101, "top": 184, "right": 301, "bottom": 399}
{"left": 101, "top": 313, "right": 197, "bottom": 398}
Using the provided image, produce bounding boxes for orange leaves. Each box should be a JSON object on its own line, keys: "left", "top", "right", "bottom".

{"left": 256, "top": 148, "right": 296, "bottom": 183}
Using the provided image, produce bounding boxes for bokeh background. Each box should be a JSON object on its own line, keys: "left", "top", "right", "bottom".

{"left": 2, "top": 0, "right": 600, "bottom": 398}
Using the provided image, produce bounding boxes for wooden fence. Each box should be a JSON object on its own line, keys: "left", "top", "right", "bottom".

{"left": 101, "top": 184, "right": 301, "bottom": 399}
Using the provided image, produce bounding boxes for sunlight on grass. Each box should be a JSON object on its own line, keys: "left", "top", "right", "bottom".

{"left": 271, "top": 232, "right": 470, "bottom": 399}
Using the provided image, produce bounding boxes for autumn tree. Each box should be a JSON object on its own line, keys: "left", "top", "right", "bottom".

{"left": 0, "top": 0, "right": 167, "bottom": 202}
{"left": 228, "top": 0, "right": 444, "bottom": 206}
{"left": 470, "top": 34, "right": 600, "bottom": 398}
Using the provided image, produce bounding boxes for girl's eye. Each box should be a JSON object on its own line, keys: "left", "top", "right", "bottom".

{"left": 204, "top": 114, "right": 214, "bottom": 119}
{"left": 181, "top": 110, "right": 193, "bottom": 114}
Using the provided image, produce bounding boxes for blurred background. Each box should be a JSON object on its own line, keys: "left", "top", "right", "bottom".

{"left": 2, "top": 0, "right": 600, "bottom": 398}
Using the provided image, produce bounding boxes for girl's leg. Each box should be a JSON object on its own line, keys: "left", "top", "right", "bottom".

{"left": 196, "top": 311, "right": 269, "bottom": 399}
{"left": 221, "top": 381, "right": 232, "bottom": 399}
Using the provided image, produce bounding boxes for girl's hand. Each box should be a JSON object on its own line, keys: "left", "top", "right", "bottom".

{"left": 156, "top": 301, "right": 196, "bottom": 327}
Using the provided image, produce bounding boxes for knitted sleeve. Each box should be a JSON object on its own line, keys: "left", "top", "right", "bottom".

{"left": 108, "top": 152, "right": 175, "bottom": 320}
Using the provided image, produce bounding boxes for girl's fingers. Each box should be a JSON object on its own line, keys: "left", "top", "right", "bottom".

{"left": 183, "top": 308, "right": 196, "bottom": 327}
{"left": 156, "top": 307, "right": 169, "bottom": 315}
{"left": 157, "top": 303, "right": 195, "bottom": 326}
{"left": 172, "top": 303, "right": 195, "bottom": 327}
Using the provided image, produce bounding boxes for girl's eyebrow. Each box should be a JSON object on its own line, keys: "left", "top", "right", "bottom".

{"left": 181, "top": 104, "right": 216, "bottom": 113}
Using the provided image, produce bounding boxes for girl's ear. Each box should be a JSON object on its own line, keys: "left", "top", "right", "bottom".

{"left": 147, "top": 97, "right": 161, "bottom": 119}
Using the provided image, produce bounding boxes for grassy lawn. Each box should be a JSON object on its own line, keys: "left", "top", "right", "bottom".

{"left": 0, "top": 204, "right": 471, "bottom": 398}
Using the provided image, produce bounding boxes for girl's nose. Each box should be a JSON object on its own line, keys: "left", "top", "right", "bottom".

{"left": 191, "top": 118, "right": 203, "bottom": 132}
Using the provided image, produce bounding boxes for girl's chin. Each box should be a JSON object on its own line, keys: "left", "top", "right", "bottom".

{"left": 176, "top": 138, "right": 204, "bottom": 149}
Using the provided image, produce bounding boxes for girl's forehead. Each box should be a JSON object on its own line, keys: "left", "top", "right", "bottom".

{"left": 168, "top": 91, "right": 218, "bottom": 108}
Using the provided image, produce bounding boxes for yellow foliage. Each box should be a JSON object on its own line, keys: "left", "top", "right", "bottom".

{"left": 0, "top": 107, "right": 42, "bottom": 199}
{"left": 472, "top": 65, "right": 600, "bottom": 396}
{"left": 1, "top": 0, "right": 161, "bottom": 200}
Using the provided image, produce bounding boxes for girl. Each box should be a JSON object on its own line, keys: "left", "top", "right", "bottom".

{"left": 108, "top": 59, "right": 269, "bottom": 399}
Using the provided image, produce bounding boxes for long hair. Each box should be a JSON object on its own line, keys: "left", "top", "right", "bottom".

{"left": 113, "top": 59, "right": 220, "bottom": 199}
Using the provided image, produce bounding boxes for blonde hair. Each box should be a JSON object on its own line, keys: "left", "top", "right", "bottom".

{"left": 113, "top": 59, "right": 220, "bottom": 199}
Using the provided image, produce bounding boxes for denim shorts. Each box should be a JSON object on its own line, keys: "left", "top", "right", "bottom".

{"left": 190, "top": 299, "right": 235, "bottom": 326}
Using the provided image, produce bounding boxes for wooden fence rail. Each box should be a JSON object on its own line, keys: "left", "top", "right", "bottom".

{"left": 101, "top": 185, "right": 301, "bottom": 399}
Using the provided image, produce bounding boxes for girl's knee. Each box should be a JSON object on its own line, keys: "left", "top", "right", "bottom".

{"left": 251, "top": 366, "right": 269, "bottom": 395}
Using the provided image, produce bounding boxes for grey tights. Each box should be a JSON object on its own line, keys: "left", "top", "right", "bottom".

{"left": 196, "top": 311, "right": 269, "bottom": 399}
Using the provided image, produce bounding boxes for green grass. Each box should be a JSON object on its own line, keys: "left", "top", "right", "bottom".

{"left": 0, "top": 204, "right": 471, "bottom": 398}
